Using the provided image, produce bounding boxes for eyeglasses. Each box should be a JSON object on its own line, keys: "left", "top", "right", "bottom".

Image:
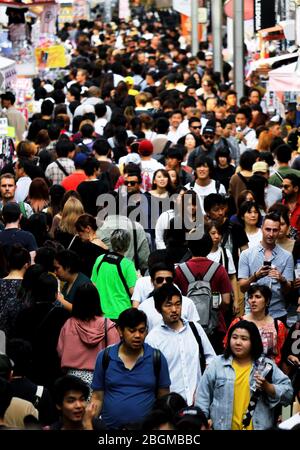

{"left": 124, "top": 180, "right": 139, "bottom": 186}
{"left": 154, "top": 276, "right": 173, "bottom": 284}
{"left": 202, "top": 134, "right": 214, "bottom": 139}
{"left": 191, "top": 126, "right": 201, "bottom": 129}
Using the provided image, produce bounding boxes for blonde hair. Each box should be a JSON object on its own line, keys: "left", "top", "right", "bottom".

{"left": 60, "top": 197, "right": 84, "bottom": 234}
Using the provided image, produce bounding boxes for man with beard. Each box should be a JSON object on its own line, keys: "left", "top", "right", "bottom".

{"left": 238, "top": 212, "right": 294, "bottom": 324}
{"left": 281, "top": 174, "right": 300, "bottom": 239}
{"left": 187, "top": 123, "right": 217, "bottom": 169}
{"left": 146, "top": 283, "right": 215, "bottom": 406}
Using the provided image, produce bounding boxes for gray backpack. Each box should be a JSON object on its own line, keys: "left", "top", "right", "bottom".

{"left": 178, "top": 261, "right": 220, "bottom": 335}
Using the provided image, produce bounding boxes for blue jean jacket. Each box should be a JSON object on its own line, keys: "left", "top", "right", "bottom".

{"left": 195, "top": 355, "right": 293, "bottom": 430}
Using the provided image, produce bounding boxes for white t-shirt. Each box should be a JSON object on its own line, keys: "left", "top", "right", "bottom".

{"left": 131, "top": 276, "right": 153, "bottom": 304}
{"left": 141, "top": 159, "right": 165, "bottom": 183}
{"left": 247, "top": 228, "right": 263, "bottom": 248}
{"left": 207, "top": 247, "right": 236, "bottom": 275}
{"left": 185, "top": 179, "right": 226, "bottom": 213}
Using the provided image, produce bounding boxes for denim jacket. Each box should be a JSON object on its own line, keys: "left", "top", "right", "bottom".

{"left": 195, "top": 355, "right": 293, "bottom": 430}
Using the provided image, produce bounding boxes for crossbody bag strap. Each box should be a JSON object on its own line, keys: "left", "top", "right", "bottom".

{"left": 189, "top": 321, "right": 206, "bottom": 375}
{"left": 55, "top": 160, "right": 69, "bottom": 177}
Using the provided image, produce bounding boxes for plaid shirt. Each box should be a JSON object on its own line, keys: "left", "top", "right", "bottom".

{"left": 45, "top": 157, "right": 75, "bottom": 185}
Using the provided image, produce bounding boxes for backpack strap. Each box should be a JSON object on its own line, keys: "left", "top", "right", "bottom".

{"left": 153, "top": 348, "right": 162, "bottom": 396}
{"left": 219, "top": 246, "right": 229, "bottom": 271}
{"left": 178, "top": 262, "right": 196, "bottom": 284}
{"left": 132, "top": 225, "right": 140, "bottom": 271}
{"left": 104, "top": 318, "right": 108, "bottom": 348}
{"left": 189, "top": 321, "right": 206, "bottom": 375}
{"left": 96, "top": 252, "right": 131, "bottom": 299}
{"left": 34, "top": 385, "right": 44, "bottom": 408}
{"left": 102, "top": 347, "right": 110, "bottom": 372}
{"left": 215, "top": 180, "right": 221, "bottom": 194}
{"left": 19, "top": 201, "right": 27, "bottom": 218}
{"left": 221, "top": 221, "right": 233, "bottom": 248}
{"left": 273, "top": 170, "right": 283, "bottom": 182}
{"left": 202, "top": 261, "right": 220, "bottom": 283}
{"left": 274, "top": 318, "right": 278, "bottom": 334}
{"left": 55, "top": 160, "right": 69, "bottom": 177}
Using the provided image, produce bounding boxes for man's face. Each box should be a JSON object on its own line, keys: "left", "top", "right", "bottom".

{"left": 152, "top": 270, "right": 173, "bottom": 289}
{"left": 281, "top": 178, "right": 297, "bottom": 200}
{"left": 207, "top": 204, "right": 227, "bottom": 224}
{"left": 226, "top": 94, "right": 237, "bottom": 107}
{"left": 223, "top": 123, "right": 233, "bottom": 138}
{"left": 165, "top": 156, "right": 180, "bottom": 170}
{"left": 236, "top": 113, "right": 247, "bottom": 129}
{"left": 0, "top": 177, "right": 16, "bottom": 201}
{"left": 189, "top": 121, "right": 201, "bottom": 137}
{"left": 195, "top": 164, "right": 210, "bottom": 181}
{"left": 270, "top": 124, "right": 281, "bottom": 138}
{"left": 124, "top": 174, "right": 141, "bottom": 194}
{"left": 262, "top": 219, "right": 280, "bottom": 246}
{"left": 169, "top": 113, "right": 182, "bottom": 129}
{"left": 205, "top": 58, "right": 213, "bottom": 69}
{"left": 76, "top": 71, "right": 86, "bottom": 85}
{"left": 201, "top": 132, "right": 215, "bottom": 149}
{"left": 58, "top": 390, "right": 86, "bottom": 425}
{"left": 118, "top": 322, "right": 147, "bottom": 351}
{"left": 160, "top": 295, "right": 182, "bottom": 326}
{"left": 249, "top": 91, "right": 260, "bottom": 105}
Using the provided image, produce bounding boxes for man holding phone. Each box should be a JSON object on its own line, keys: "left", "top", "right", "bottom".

{"left": 238, "top": 212, "right": 294, "bottom": 324}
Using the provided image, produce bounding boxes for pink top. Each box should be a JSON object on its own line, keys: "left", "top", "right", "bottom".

{"left": 57, "top": 316, "right": 120, "bottom": 370}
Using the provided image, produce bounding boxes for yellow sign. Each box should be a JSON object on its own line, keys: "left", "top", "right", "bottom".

{"left": 34, "top": 45, "right": 67, "bottom": 69}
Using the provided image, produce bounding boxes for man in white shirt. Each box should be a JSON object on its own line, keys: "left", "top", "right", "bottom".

{"left": 146, "top": 283, "right": 215, "bottom": 406}
{"left": 167, "top": 110, "right": 184, "bottom": 144}
{"left": 235, "top": 107, "right": 257, "bottom": 154}
{"left": 137, "top": 262, "right": 199, "bottom": 330}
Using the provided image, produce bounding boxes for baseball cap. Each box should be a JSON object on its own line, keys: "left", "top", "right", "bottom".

{"left": 175, "top": 406, "right": 208, "bottom": 430}
{"left": 124, "top": 76, "right": 134, "bottom": 86}
{"left": 202, "top": 123, "right": 215, "bottom": 135}
{"left": 138, "top": 139, "right": 153, "bottom": 156}
{"left": 74, "top": 152, "right": 88, "bottom": 168}
{"left": 252, "top": 161, "right": 268, "bottom": 173}
{"left": 0, "top": 354, "right": 13, "bottom": 377}
{"left": 124, "top": 153, "right": 141, "bottom": 165}
{"left": 205, "top": 51, "right": 213, "bottom": 60}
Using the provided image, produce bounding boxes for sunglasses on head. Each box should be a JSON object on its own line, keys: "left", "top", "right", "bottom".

{"left": 155, "top": 276, "right": 173, "bottom": 284}
{"left": 124, "top": 180, "right": 139, "bottom": 186}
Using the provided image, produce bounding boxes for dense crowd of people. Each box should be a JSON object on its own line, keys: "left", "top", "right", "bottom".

{"left": 0, "top": 7, "right": 300, "bottom": 431}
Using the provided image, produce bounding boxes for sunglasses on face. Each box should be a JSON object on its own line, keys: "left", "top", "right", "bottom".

{"left": 191, "top": 126, "right": 201, "bottom": 129}
{"left": 124, "top": 180, "right": 139, "bottom": 186}
{"left": 281, "top": 184, "right": 291, "bottom": 189}
{"left": 154, "top": 276, "right": 173, "bottom": 284}
{"left": 203, "top": 134, "right": 214, "bottom": 139}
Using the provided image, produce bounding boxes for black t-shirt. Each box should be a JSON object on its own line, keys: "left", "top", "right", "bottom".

{"left": 221, "top": 219, "right": 249, "bottom": 270}
{"left": 214, "top": 165, "right": 235, "bottom": 191}
{"left": 77, "top": 179, "right": 108, "bottom": 217}
{"left": 0, "top": 228, "right": 37, "bottom": 254}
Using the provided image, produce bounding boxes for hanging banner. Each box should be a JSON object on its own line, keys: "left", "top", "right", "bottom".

{"left": 40, "top": 3, "right": 58, "bottom": 34}
{"left": 173, "top": 0, "right": 190, "bottom": 17}
{"left": 119, "top": 0, "right": 130, "bottom": 20}
{"left": 254, "top": 0, "right": 276, "bottom": 32}
{"left": 73, "top": 0, "right": 89, "bottom": 21}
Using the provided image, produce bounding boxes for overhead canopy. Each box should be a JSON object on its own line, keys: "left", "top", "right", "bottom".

{"left": 268, "top": 61, "right": 300, "bottom": 92}
{"left": 247, "top": 52, "right": 299, "bottom": 77}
